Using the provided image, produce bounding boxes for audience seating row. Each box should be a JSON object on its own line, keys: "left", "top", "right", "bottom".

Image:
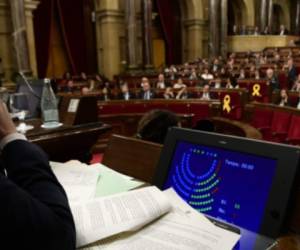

{"left": 245, "top": 103, "right": 300, "bottom": 145}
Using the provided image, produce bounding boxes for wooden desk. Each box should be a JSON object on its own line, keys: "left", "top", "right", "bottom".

{"left": 22, "top": 120, "right": 111, "bottom": 162}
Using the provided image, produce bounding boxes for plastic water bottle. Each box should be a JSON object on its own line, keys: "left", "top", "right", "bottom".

{"left": 41, "top": 78, "right": 60, "bottom": 127}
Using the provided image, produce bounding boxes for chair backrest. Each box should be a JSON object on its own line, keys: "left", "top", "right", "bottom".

{"left": 102, "top": 134, "right": 163, "bottom": 183}
{"left": 251, "top": 108, "right": 273, "bottom": 129}
{"left": 270, "top": 111, "right": 292, "bottom": 133}
{"left": 288, "top": 115, "right": 300, "bottom": 141}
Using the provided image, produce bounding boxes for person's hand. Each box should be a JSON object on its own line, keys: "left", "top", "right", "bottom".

{"left": 0, "top": 101, "right": 16, "bottom": 140}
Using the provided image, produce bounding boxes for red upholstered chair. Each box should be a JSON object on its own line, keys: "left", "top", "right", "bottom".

{"left": 267, "top": 111, "right": 292, "bottom": 143}
{"left": 286, "top": 115, "right": 300, "bottom": 145}
{"left": 248, "top": 81, "right": 270, "bottom": 103}
{"left": 189, "top": 103, "right": 210, "bottom": 127}
{"left": 219, "top": 92, "right": 243, "bottom": 120}
{"left": 278, "top": 72, "right": 288, "bottom": 89}
{"left": 289, "top": 95, "right": 299, "bottom": 108}
{"left": 250, "top": 108, "right": 273, "bottom": 132}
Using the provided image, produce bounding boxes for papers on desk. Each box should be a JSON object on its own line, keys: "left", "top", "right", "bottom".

{"left": 93, "top": 164, "right": 144, "bottom": 197}
{"left": 50, "top": 161, "right": 240, "bottom": 249}
{"left": 73, "top": 186, "right": 171, "bottom": 247}
{"left": 51, "top": 161, "right": 99, "bottom": 204}
{"left": 80, "top": 188, "right": 240, "bottom": 250}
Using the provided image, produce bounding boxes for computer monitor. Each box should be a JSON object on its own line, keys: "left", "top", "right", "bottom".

{"left": 153, "top": 127, "right": 300, "bottom": 250}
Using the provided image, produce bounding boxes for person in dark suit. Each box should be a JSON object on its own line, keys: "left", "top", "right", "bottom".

{"left": 287, "top": 58, "right": 298, "bottom": 89}
{"left": 117, "top": 83, "right": 135, "bottom": 100}
{"left": 0, "top": 101, "right": 75, "bottom": 250}
{"left": 138, "top": 78, "right": 155, "bottom": 100}
{"left": 279, "top": 25, "right": 289, "bottom": 35}
{"left": 266, "top": 68, "right": 280, "bottom": 91}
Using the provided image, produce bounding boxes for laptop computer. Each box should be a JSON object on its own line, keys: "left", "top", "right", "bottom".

{"left": 153, "top": 128, "right": 300, "bottom": 250}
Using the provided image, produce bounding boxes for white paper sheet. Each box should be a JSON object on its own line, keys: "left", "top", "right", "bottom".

{"left": 80, "top": 188, "right": 240, "bottom": 250}
{"left": 81, "top": 213, "right": 240, "bottom": 250}
{"left": 50, "top": 161, "right": 99, "bottom": 204}
{"left": 73, "top": 186, "right": 171, "bottom": 248}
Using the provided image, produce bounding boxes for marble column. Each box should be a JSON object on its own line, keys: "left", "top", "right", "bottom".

{"left": 260, "top": 0, "right": 268, "bottom": 31}
{"left": 184, "top": 19, "right": 206, "bottom": 61}
{"left": 220, "top": 0, "right": 228, "bottom": 59}
{"left": 9, "top": 0, "right": 32, "bottom": 75}
{"left": 142, "top": 0, "right": 153, "bottom": 69}
{"left": 267, "top": 0, "right": 273, "bottom": 34}
{"left": 125, "top": 0, "right": 138, "bottom": 70}
{"left": 24, "top": 0, "right": 39, "bottom": 77}
{"left": 295, "top": 0, "right": 300, "bottom": 35}
{"left": 95, "top": 8, "right": 123, "bottom": 80}
{"left": 209, "top": 0, "right": 220, "bottom": 58}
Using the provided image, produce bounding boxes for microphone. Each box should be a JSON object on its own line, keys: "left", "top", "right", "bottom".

{"left": 18, "top": 71, "right": 41, "bottom": 100}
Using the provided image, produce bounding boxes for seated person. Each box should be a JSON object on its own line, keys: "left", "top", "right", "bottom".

{"left": 291, "top": 74, "right": 300, "bottom": 92}
{"left": 213, "top": 78, "right": 222, "bottom": 89}
{"left": 63, "top": 79, "right": 74, "bottom": 93}
{"left": 263, "top": 26, "right": 270, "bottom": 35}
{"left": 87, "top": 79, "right": 97, "bottom": 91}
{"left": 277, "top": 89, "right": 290, "bottom": 107}
{"left": 266, "top": 68, "right": 280, "bottom": 91}
{"left": 100, "top": 87, "right": 112, "bottom": 101}
{"left": 200, "top": 84, "right": 212, "bottom": 101}
{"left": 253, "top": 26, "right": 260, "bottom": 36}
{"left": 173, "top": 78, "right": 187, "bottom": 89}
{"left": 118, "top": 83, "right": 135, "bottom": 100}
{"left": 138, "top": 78, "right": 155, "bottom": 100}
{"left": 156, "top": 73, "right": 169, "bottom": 89}
{"left": 0, "top": 102, "right": 75, "bottom": 249}
{"left": 136, "top": 109, "right": 179, "bottom": 144}
{"left": 201, "top": 68, "right": 214, "bottom": 80}
{"left": 176, "top": 86, "right": 189, "bottom": 100}
{"left": 238, "top": 68, "right": 246, "bottom": 79}
{"left": 211, "top": 58, "right": 220, "bottom": 73}
{"left": 189, "top": 68, "right": 198, "bottom": 80}
{"left": 254, "top": 69, "right": 261, "bottom": 80}
{"left": 279, "top": 24, "right": 289, "bottom": 36}
{"left": 231, "top": 25, "right": 238, "bottom": 35}
{"left": 164, "top": 87, "right": 175, "bottom": 100}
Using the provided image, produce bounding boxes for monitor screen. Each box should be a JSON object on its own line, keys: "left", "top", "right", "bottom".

{"left": 153, "top": 128, "right": 300, "bottom": 250}
{"left": 163, "top": 140, "right": 277, "bottom": 234}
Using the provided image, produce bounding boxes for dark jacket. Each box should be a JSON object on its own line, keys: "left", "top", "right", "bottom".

{"left": 288, "top": 66, "right": 298, "bottom": 88}
{"left": 0, "top": 140, "right": 76, "bottom": 250}
{"left": 138, "top": 90, "right": 156, "bottom": 100}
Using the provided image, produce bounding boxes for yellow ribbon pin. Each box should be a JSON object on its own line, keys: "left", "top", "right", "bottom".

{"left": 223, "top": 95, "right": 231, "bottom": 113}
{"left": 252, "top": 84, "right": 261, "bottom": 97}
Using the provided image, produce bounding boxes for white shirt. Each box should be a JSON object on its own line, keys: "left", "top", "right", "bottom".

{"left": 201, "top": 74, "right": 214, "bottom": 80}
{"left": 201, "top": 93, "right": 211, "bottom": 100}
{"left": 173, "top": 83, "right": 186, "bottom": 89}
{"left": 157, "top": 82, "right": 166, "bottom": 89}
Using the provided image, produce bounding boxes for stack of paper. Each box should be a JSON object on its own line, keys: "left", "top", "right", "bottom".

{"left": 51, "top": 161, "right": 240, "bottom": 249}
{"left": 51, "top": 161, "right": 99, "bottom": 204}
{"left": 78, "top": 187, "right": 240, "bottom": 250}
